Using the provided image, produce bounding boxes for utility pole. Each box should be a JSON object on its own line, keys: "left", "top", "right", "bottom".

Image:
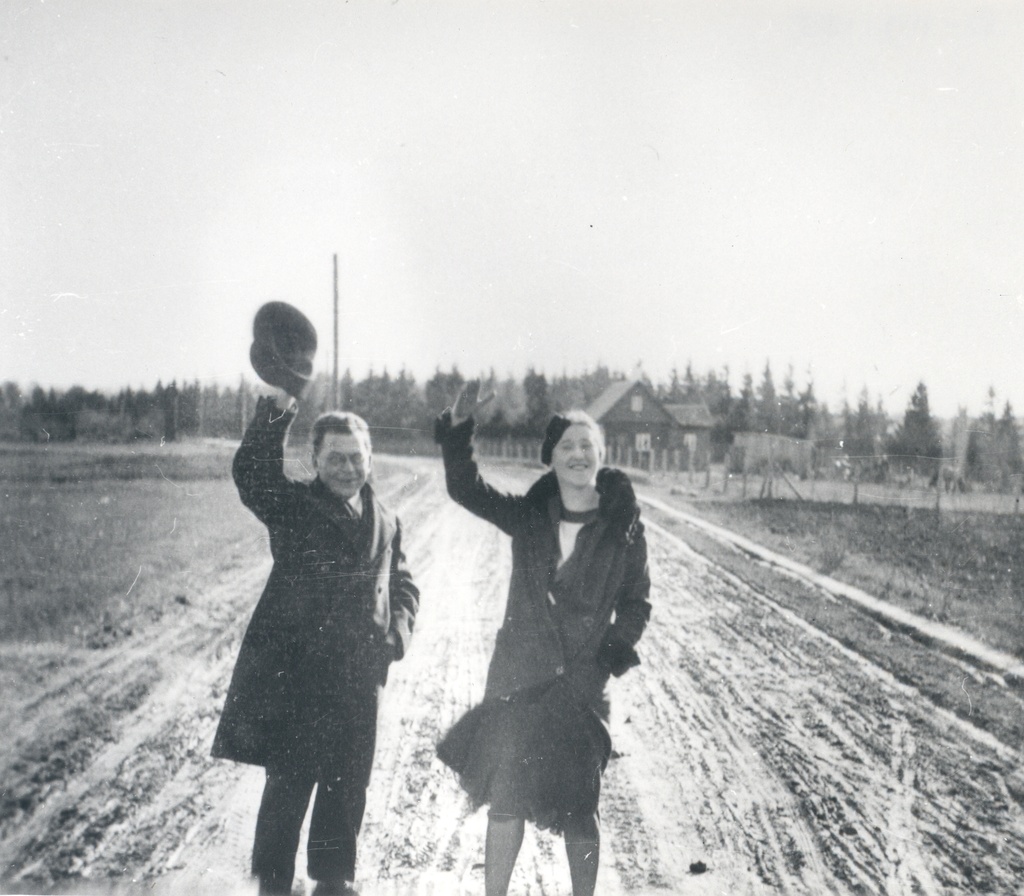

{"left": 332, "top": 252, "right": 339, "bottom": 409}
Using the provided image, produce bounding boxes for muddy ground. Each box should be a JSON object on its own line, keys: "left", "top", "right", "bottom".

{"left": 2, "top": 458, "right": 1023, "bottom": 895}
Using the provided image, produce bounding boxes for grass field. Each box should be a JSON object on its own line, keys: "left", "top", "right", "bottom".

{"left": 655, "top": 488, "right": 1024, "bottom": 662}
{"left": 2, "top": 440, "right": 326, "bottom": 645}
{"left": 1, "top": 476, "right": 261, "bottom": 645}
{"left": 0, "top": 440, "right": 239, "bottom": 484}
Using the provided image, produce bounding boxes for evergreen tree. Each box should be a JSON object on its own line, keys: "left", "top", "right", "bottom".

{"left": 815, "top": 401, "right": 839, "bottom": 445}
{"left": 660, "top": 368, "right": 676, "bottom": 403}
{"left": 779, "top": 365, "right": 799, "bottom": 437}
{"left": 728, "top": 373, "right": 755, "bottom": 434}
{"left": 682, "top": 361, "right": 699, "bottom": 402}
{"left": 175, "top": 380, "right": 201, "bottom": 436}
{"left": 425, "top": 366, "right": 465, "bottom": 419}
{"left": 703, "top": 367, "right": 733, "bottom": 461}
{"left": 162, "top": 380, "right": 178, "bottom": 442}
{"left": 0, "top": 382, "right": 21, "bottom": 439}
{"left": 794, "top": 374, "right": 817, "bottom": 441}
{"left": 549, "top": 372, "right": 586, "bottom": 413}
{"left": 392, "top": 368, "right": 427, "bottom": 434}
{"left": 965, "top": 387, "right": 996, "bottom": 483}
{"left": 702, "top": 367, "right": 731, "bottom": 418}
{"left": 523, "top": 367, "right": 551, "bottom": 436}
{"left": 578, "top": 364, "right": 614, "bottom": 406}
{"left": 993, "top": 402, "right": 1023, "bottom": 487}
{"left": 755, "top": 361, "right": 780, "bottom": 434}
{"left": 887, "top": 382, "right": 942, "bottom": 475}
{"left": 843, "top": 388, "right": 877, "bottom": 461}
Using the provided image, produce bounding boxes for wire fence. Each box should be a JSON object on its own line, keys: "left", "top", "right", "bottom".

{"left": 632, "top": 463, "right": 1024, "bottom": 516}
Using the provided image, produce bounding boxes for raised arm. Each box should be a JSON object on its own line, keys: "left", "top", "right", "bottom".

{"left": 433, "top": 408, "right": 533, "bottom": 537}
{"left": 232, "top": 395, "right": 302, "bottom": 526}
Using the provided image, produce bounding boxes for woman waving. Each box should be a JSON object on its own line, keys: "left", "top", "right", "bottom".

{"left": 434, "top": 380, "right": 651, "bottom": 896}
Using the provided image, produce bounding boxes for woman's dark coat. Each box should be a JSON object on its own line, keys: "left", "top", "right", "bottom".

{"left": 435, "top": 411, "right": 651, "bottom": 706}
{"left": 212, "top": 397, "right": 419, "bottom": 772}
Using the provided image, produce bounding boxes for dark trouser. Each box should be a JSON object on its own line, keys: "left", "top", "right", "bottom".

{"left": 251, "top": 687, "right": 379, "bottom": 892}
{"left": 252, "top": 768, "right": 369, "bottom": 891}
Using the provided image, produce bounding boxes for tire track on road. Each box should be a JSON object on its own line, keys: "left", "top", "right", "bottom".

{"left": 9, "top": 458, "right": 1023, "bottom": 894}
{"left": 639, "top": 516, "right": 1024, "bottom": 894}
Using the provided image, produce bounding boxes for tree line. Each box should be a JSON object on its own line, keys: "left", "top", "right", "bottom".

{"left": 2, "top": 361, "right": 1020, "bottom": 490}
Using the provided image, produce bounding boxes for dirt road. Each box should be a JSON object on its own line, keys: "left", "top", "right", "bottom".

{"left": 2, "top": 459, "right": 1023, "bottom": 895}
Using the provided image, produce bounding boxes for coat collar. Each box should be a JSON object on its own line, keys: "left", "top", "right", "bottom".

{"left": 309, "top": 478, "right": 396, "bottom": 561}
{"left": 527, "top": 468, "right": 635, "bottom": 542}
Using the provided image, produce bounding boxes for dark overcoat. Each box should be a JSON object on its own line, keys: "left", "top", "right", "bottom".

{"left": 211, "top": 397, "right": 419, "bottom": 773}
{"left": 435, "top": 411, "right": 651, "bottom": 707}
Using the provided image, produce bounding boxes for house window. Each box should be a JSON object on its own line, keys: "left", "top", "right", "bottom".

{"left": 630, "top": 394, "right": 643, "bottom": 413}
{"left": 635, "top": 432, "right": 651, "bottom": 452}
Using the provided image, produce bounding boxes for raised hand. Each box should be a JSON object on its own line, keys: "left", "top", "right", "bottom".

{"left": 451, "top": 379, "right": 495, "bottom": 426}
{"left": 270, "top": 387, "right": 297, "bottom": 412}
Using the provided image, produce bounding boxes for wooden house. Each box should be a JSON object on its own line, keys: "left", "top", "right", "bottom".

{"left": 585, "top": 378, "right": 714, "bottom": 470}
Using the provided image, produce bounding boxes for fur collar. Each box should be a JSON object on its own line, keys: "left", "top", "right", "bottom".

{"left": 525, "top": 468, "right": 640, "bottom": 544}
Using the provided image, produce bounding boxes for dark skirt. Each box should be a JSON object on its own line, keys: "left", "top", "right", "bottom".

{"left": 437, "top": 678, "right": 612, "bottom": 834}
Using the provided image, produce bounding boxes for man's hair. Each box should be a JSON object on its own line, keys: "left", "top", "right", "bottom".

{"left": 311, "top": 411, "right": 372, "bottom": 457}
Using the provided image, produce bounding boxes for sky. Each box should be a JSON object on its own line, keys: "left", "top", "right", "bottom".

{"left": 2, "top": 0, "right": 1021, "bottom": 419}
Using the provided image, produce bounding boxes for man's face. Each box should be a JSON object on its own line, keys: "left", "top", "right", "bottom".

{"left": 314, "top": 431, "right": 371, "bottom": 500}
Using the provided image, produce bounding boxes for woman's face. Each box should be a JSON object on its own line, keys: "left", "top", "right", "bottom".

{"left": 550, "top": 423, "right": 603, "bottom": 488}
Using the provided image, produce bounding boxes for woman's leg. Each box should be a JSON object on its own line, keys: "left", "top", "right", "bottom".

{"left": 563, "top": 810, "right": 600, "bottom": 896}
{"left": 484, "top": 813, "right": 525, "bottom": 896}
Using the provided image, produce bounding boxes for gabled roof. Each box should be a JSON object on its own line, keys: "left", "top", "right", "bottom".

{"left": 664, "top": 403, "right": 714, "bottom": 428}
{"left": 586, "top": 377, "right": 715, "bottom": 430}
{"left": 585, "top": 379, "right": 636, "bottom": 422}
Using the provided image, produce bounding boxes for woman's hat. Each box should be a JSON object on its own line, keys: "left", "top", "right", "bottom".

{"left": 540, "top": 415, "right": 572, "bottom": 465}
{"left": 249, "top": 301, "right": 318, "bottom": 398}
